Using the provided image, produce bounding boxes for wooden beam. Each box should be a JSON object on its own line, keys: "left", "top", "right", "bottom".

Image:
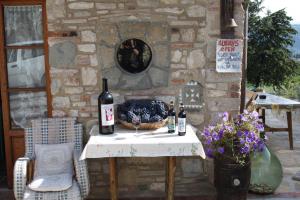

{"left": 109, "top": 158, "right": 118, "bottom": 200}
{"left": 287, "top": 111, "right": 293, "bottom": 150}
{"left": 166, "top": 157, "right": 176, "bottom": 200}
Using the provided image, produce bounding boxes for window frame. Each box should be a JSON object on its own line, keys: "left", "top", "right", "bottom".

{"left": 0, "top": 0, "right": 51, "bottom": 188}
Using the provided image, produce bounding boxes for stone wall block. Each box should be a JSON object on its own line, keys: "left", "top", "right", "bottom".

{"left": 97, "top": 23, "right": 119, "bottom": 46}
{"left": 147, "top": 24, "right": 169, "bottom": 43}
{"left": 187, "top": 49, "right": 206, "bottom": 69}
{"left": 65, "top": 87, "right": 84, "bottom": 94}
{"left": 153, "top": 45, "right": 169, "bottom": 67}
{"left": 78, "top": 44, "right": 96, "bottom": 53}
{"left": 96, "top": 3, "right": 117, "bottom": 10}
{"left": 206, "top": 69, "right": 241, "bottom": 83}
{"left": 76, "top": 55, "right": 90, "bottom": 66}
{"left": 63, "top": 19, "right": 87, "bottom": 24}
{"left": 53, "top": 96, "right": 71, "bottom": 108}
{"left": 81, "top": 30, "right": 96, "bottom": 42}
{"left": 52, "top": 110, "right": 66, "bottom": 117}
{"left": 68, "top": 2, "right": 94, "bottom": 10}
{"left": 207, "top": 90, "right": 227, "bottom": 97}
{"left": 155, "top": 7, "right": 184, "bottom": 15}
{"left": 188, "top": 112, "right": 204, "bottom": 126}
{"left": 161, "top": 0, "right": 179, "bottom": 4}
{"left": 148, "top": 67, "right": 169, "bottom": 87}
{"left": 118, "top": 22, "right": 148, "bottom": 40}
{"left": 171, "top": 50, "right": 182, "bottom": 63}
{"left": 207, "top": 98, "right": 240, "bottom": 112}
{"left": 73, "top": 11, "right": 91, "bottom": 18}
{"left": 50, "top": 79, "right": 61, "bottom": 95}
{"left": 137, "top": 0, "right": 160, "bottom": 7}
{"left": 181, "top": 0, "right": 195, "bottom": 4}
{"left": 90, "top": 54, "right": 99, "bottom": 67}
{"left": 49, "top": 41, "right": 77, "bottom": 68}
{"left": 82, "top": 67, "right": 98, "bottom": 86}
{"left": 180, "top": 28, "right": 196, "bottom": 43}
{"left": 98, "top": 46, "right": 115, "bottom": 69}
{"left": 117, "top": 74, "right": 152, "bottom": 90}
{"left": 46, "top": 0, "right": 66, "bottom": 21}
{"left": 186, "top": 5, "right": 206, "bottom": 18}
{"left": 102, "top": 67, "right": 122, "bottom": 88}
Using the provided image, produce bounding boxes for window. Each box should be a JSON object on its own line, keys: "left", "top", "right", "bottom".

{"left": 1, "top": 3, "right": 51, "bottom": 129}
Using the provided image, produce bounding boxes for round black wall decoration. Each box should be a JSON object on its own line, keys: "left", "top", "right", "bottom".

{"left": 116, "top": 38, "right": 152, "bottom": 74}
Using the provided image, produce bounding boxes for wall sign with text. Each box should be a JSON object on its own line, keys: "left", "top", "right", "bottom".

{"left": 216, "top": 39, "right": 243, "bottom": 73}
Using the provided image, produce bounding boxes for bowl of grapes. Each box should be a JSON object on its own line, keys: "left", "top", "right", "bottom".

{"left": 117, "top": 99, "right": 168, "bottom": 130}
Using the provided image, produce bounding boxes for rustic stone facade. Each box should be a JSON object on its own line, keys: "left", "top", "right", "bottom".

{"left": 46, "top": 0, "right": 245, "bottom": 198}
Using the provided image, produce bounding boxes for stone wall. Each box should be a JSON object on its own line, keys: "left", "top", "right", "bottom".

{"left": 46, "top": 0, "right": 245, "bottom": 198}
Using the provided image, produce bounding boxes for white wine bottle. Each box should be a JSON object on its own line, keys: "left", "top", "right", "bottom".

{"left": 178, "top": 103, "right": 186, "bottom": 136}
{"left": 168, "top": 101, "right": 176, "bottom": 133}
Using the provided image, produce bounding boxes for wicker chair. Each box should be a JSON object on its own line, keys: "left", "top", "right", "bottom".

{"left": 13, "top": 118, "right": 90, "bottom": 200}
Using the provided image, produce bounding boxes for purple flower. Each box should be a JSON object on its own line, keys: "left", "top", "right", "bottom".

{"left": 217, "top": 147, "right": 225, "bottom": 154}
{"left": 257, "top": 140, "right": 266, "bottom": 151}
{"left": 237, "top": 130, "right": 243, "bottom": 137}
{"left": 246, "top": 136, "right": 253, "bottom": 143}
{"left": 239, "top": 114, "right": 248, "bottom": 122}
{"left": 224, "top": 125, "right": 233, "bottom": 132}
{"left": 205, "top": 148, "right": 214, "bottom": 158}
{"left": 205, "top": 137, "right": 213, "bottom": 145}
{"left": 253, "top": 142, "right": 258, "bottom": 150}
{"left": 222, "top": 112, "right": 229, "bottom": 122}
{"left": 250, "top": 111, "right": 259, "bottom": 119}
{"left": 218, "top": 129, "right": 224, "bottom": 138}
{"left": 240, "top": 144, "right": 250, "bottom": 154}
{"left": 203, "top": 128, "right": 211, "bottom": 137}
{"left": 244, "top": 130, "right": 250, "bottom": 136}
{"left": 212, "top": 131, "right": 220, "bottom": 141}
{"left": 240, "top": 138, "right": 245, "bottom": 144}
{"left": 255, "top": 123, "right": 264, "bottom": 132}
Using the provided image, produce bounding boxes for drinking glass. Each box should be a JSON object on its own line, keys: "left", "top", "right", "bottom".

{"left": 132, "top": 115, "right": 141, "bottom": 134}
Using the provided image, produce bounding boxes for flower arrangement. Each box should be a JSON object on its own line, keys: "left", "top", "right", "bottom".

{"left": 202, "top": 110, "right": 266, "bottom": 165}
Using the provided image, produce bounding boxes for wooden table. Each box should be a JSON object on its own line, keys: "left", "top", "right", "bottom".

{"left": 254, "top": 93, "right": 300, "bottom": 150}
{"left": 80, "top": 124, "right": 205, "bottom": 200}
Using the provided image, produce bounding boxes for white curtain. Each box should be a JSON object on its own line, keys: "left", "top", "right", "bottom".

{"left": 4, "top": 5, "right": 43, "bottom": 46}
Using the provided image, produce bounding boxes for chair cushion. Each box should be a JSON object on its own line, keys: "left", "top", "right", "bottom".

{"left": 31, "top": 143, "right": 74, "bottom": 191}
{"left": 24, "top": 180, "right": 81, "bottom": 200}
{"left": 28, "top": 173, "right": 72, "bottom": 192}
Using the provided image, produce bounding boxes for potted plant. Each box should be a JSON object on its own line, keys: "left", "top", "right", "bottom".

{"left": 201, "top": 110, "right": 266, "bottom": 200}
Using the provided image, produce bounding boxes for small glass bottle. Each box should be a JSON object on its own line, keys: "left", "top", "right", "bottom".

{"left": 178, "top": 103, "right": 186, "bottom": 136}
{"left": 168, "top": 101, "right": 176, "bottom": 133}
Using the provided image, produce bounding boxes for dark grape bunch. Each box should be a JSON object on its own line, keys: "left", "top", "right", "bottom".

{"left": 117, "top": 99, "right": 168, "bottom": 123}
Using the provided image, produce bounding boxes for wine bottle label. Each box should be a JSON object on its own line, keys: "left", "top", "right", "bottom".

{"left": 178, "top": 118, "right": 186, "bottom": 133}
{"left": 101, "top": 104, "right": 114, "bottom": 126}
{"left": 168, "top": 116, "right": 176, "bottom": 131}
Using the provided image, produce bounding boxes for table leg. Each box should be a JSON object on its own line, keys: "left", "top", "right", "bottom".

{"left": 109, "top": 158, "right": 118, "bottom": 200}
{"left": 287, "top": 111, "right": 293, "bottom": 150}
{"left": 166, "top": 157, "right": 176, "bottom": 200}
{"left": 262, "top": 108, "right": 266, "bottom": 125}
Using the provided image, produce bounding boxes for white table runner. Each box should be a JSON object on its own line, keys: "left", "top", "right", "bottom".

{"left": 80, "top": 124, "right": 205, "bottom": 159}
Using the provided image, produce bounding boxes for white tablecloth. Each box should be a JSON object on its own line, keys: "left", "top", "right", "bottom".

{"left": 80, "top": 124, "right": 206, "bottom": 159}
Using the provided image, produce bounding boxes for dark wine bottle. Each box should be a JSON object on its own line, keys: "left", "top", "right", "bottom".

{"left": 168, "top": 101, "right": 176, "bottom": 133}
{"left": 98, "top": 78, "right": 114, "bottom": 134}
{"left": 178, "top": 103, "right": 186, "bottom": 136}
